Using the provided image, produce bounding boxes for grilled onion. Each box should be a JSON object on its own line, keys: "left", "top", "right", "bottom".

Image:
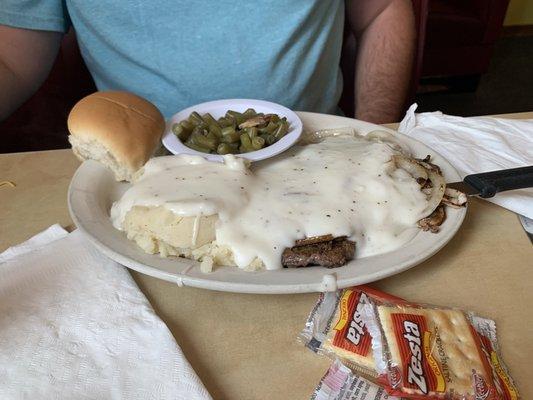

{"left": 392, "top": 155, "right": 446, "bottom": 219}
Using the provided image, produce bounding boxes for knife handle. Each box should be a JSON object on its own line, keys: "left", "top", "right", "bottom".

{"left": 464, "top": 166, "right": 533, "bottom": 198}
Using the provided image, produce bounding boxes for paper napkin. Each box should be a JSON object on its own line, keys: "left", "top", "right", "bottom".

{"left": 0, "top": 226, "right": 212, "bottom": 400}
{"left": 399, "top": 104, "right": 533, "bottom": 219}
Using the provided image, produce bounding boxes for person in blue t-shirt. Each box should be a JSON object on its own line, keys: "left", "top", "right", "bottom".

{"left": 0, "top": 1, "right": 415, "bottom": 124}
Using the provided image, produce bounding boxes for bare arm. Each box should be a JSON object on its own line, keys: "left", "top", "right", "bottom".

{"left": 346, "top": 0, "right": 415, "bottom": 124}
{"left": 0, "top": 25, "right": 62, "bottom": 121}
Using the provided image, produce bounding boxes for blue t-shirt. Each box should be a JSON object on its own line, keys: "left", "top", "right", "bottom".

{"left": 0, "top": 1, "right": 344, "bottom": 117}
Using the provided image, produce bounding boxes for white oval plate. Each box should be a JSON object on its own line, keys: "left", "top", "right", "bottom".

{"left": 162, "top": 99, "right": 303, "bottom": 162}
{"left": 69, "top": 112, "right": 466, "bottom": 294}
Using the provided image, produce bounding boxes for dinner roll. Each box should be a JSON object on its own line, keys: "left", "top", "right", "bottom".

{"left": 67, "top": 91, "right": 165, "bottom": 181}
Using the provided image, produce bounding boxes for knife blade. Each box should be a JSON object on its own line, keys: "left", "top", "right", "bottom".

{"left": 446, "top": 181, "right": 480, "bottom": 196}
{"left": 447, "top": 166, "right": 533, "bottom": 198}
{"left": 518, "top": 214, "right": 533, "bottom": 245}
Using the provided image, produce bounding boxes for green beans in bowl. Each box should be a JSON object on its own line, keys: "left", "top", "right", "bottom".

{"left": 161, "top": 99, "right": 303, "bottom": 162}
{"left": 172, "top": 109, "right": 289, "bottom": 155}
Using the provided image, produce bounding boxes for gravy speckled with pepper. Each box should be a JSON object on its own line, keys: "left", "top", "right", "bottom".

{"left": 111, "top": 134, "right": 429, "bottom": 270}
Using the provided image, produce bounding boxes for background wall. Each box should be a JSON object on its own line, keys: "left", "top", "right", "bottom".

{"left": 504, "top": 0, "right": 533, "bottom": 26}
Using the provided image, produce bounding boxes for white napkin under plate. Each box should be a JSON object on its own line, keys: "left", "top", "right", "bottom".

{"left": 0, "top": 225, "right": 212, "bottom": 400}
{"left": 399, "top": 104, "right": 533, "bottom": 219}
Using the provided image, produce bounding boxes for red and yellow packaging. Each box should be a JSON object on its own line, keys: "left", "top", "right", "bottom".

{"left": 361, "top": 297, "right": 520, "bottom": 400}
{"left": 469, "top": 315, "right": 519, "bottom": 400}
{"left": 298, "top": 285, "right": 403, "bottom": 378}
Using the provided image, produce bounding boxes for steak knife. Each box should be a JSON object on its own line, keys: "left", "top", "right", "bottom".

{"left": 447, "top": 166, "right": 533, "bottom": 198}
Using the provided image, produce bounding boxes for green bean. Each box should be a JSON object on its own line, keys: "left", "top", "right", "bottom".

{"left": 226, "top": 110, "right": 245, "bottom": 125}
{"left": 251, "top": 136, "right": 265, "bottom": 150}
{"left": 172, "top": 123, "right": 189, "bottom": 141}
{"left": 240, "top": 133, "right": 252, "bottom": 148}
{"left": 179, "top": 108, "right": 290, "bottom": 154}
{"left": 260, "top": 133, "right": 276, "bottom": 145}
{"left": 224, "top": 114, "right": 237, "bottom": 129}
{"left": 221, "top": 126, "right": 236, "bottom": 136}
{"left": 245, "top": 127, "right": 258, "bottom": 139}
{"left": 208, "top": 123, "right": 223, "bottom": 138}
{"left": 172, "top": 123, "right": 182, "bottom": 134}
{"left": 260, "top": 121, "right": 278, "bottom": 135}
{"left": 180, "top": 120, "right": 194, "bottom": 131}
{"left": 273, "top": 121, "right": 288, "bottom": 140}
{"left": 227, "top": 143, "right": 240, "bottom": 153}
{"left": 189, "top": 111, "right": 204, "bottom": 125}
{"left": 178, "top": 123, "right": 193, "bottom": 141}
{"left": 192, "top": 133, "right": 217, "bottom": 150}
{"left": 185, "top": 140, "right": 211, "bottom": 153}
{"left": 216, "top": 143, "right": 232, "bottom": 155}
{"left": 206, "top": 132, "right": 220, "bottom": 148}
{"left": 191, "top": 126, "right": 206, "bottom": 137}
{"left": 202, "top": 113, "right": 219, "bottom": 128}
{"left": 243, "top": 108, "right": 256, "bottom": 118}
{"left": 239, "top": 144, "right": 253, "bottom": 153}
{"left": 218, "top": 117, "right": 232, "bottom": 128}
{"left": 221, "top": 131, "right": 240, "bottom": 144}
{"left": 182, "top": 131, "right": 192, "bottom": 141}
{"left": 226, "top": 110, "right": 241, "bottom": 119}
{"left": 190, "top": 121, "right": 208, "bottom": 133}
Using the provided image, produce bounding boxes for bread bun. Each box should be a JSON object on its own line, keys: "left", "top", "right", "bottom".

{"left": 68, "top": 91, "right": 165, "bottom": 181}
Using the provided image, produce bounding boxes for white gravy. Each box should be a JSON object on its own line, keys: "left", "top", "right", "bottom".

{"left": 111, "top": 135, "right": 429, "bottom": 270}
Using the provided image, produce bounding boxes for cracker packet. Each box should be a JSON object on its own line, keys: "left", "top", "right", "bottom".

{"left": 361, "top": 297, "right": 519, "bottom": 400}
{"left": 469, "top": 315, "right": 519, "bottom": 400}
{"left": 311, "top": 359, "right": 400, "bottom": 400}
{"left": 299, "top": 286, "right": 404, "bottom": 379}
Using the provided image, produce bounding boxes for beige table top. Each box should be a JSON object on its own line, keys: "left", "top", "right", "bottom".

{"left": 1, "top": 112, "right": 532, "bottom": 400}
